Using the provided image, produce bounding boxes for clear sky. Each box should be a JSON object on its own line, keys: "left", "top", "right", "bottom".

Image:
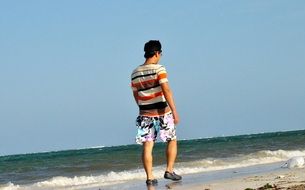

{"left": 1, "top": 1, "right": 304, "bottom": 156}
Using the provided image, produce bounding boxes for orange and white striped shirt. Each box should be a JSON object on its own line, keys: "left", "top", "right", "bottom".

{"left": 131, "top": 64, "right": 171, "bottom": 116}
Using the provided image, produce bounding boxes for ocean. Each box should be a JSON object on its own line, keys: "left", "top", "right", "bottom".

{"left": 1, "top": 130, "right": 305, "bottom": 190}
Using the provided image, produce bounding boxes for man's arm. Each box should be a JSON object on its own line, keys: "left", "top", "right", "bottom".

{"left": 160, "top": 82, "right": 180, "bottom": 125}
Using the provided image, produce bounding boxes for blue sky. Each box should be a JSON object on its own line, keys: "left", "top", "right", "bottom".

{"left": 1, "top": 1, "right": 304, "bottom": 156}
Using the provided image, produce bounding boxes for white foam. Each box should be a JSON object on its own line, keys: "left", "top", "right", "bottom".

{"left": 0, "top": 170, "right": 146, "bottom": 190}
{"left": 282, "top": 156, "right": 305, "bottom": 169}
{"left": 0, "top": 182, "right": 20, "bottom": 190}
{"left": 2, "top": 149, "right": 305, "bottom": 190}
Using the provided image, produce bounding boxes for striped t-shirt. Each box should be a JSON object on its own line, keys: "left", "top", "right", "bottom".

{"left": 131, "top": 64, "right": 171, "bottom": 116}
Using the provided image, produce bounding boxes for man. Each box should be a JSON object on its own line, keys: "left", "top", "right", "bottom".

{"left": 131, "top": 40, "right": 182, "bottom": 186}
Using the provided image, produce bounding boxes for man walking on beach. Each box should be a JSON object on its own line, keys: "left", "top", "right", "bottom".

{"left": 131, "top": 40, "right": 182, "bottom": 185}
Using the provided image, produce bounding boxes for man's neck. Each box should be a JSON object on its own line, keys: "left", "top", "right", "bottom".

{"left": 144, "top": 58, "right": 158, "bottom": 65}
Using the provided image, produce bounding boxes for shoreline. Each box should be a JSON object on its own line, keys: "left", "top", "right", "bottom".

{"left": 1, "top": 161, "right": 304, "bottom": 190}
{"left": 100, "top": 161, "right": 305, "bottom": 190}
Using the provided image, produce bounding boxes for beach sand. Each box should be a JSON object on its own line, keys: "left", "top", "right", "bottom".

{"left": 100, "top": 162, "right": 305, "bottom": 190}
{"left": 176, "top": 167, "right": 305, "bottom": 190}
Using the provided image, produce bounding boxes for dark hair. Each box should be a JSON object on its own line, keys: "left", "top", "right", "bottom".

{"left": 144, "top": 40, "right": 162, "bottom": 58}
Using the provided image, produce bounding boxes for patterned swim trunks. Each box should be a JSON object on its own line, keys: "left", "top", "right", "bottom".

{"left": 135, "top": 113, "right": 176, "bottom": 144}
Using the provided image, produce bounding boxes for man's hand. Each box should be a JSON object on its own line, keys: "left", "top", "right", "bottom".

{"left": 172, "top": 111, "right": 180, "bottom": 125}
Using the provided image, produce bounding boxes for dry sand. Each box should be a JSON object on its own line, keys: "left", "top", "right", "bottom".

{"left": 175, "top": 168, "right": 305, "bottom": 190}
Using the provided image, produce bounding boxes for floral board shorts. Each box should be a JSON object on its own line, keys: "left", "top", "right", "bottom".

{"left": 135, "top": 113, "right": 177, "bottom": 144}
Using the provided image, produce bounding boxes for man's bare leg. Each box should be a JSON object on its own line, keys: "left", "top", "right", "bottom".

{"left": 166, "top": 139, "right": 177, "bottom": 173}
{"left": 142, "top": 141, "right": 155, "bottom": 180}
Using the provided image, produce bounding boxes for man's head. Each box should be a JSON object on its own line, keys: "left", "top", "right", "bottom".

{"left": 144, "top": 40, "right": 162, "bottom": 59}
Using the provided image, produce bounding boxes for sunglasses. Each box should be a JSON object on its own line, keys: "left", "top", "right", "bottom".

{"left": 155, "top": 50, "right": 162, "bottom": 55}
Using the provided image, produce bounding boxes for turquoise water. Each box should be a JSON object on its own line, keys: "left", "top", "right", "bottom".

{"left": 1, "top": 130, "right": 305, "bottom": 189}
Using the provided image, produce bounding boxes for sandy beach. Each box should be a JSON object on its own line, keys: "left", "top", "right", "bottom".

{"left": 178, "top": 167, "right": 305, "bottom": 190}
{"left": 179, "top": 169, "right": 305, "bottom": 190}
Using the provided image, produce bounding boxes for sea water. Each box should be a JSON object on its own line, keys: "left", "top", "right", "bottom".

{"left": 1, "top": 130, "right": 305, "bottom": 190}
